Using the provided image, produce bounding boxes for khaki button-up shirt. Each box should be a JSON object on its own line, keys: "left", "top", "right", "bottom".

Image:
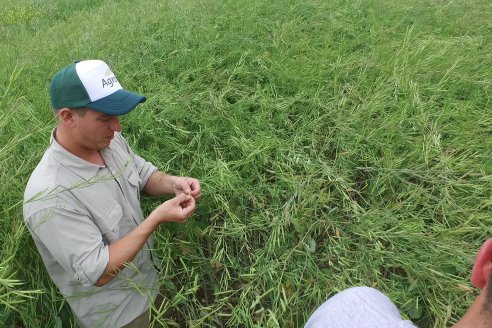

{"left": 24, "top": 131, "right": 159, "bottom": 328}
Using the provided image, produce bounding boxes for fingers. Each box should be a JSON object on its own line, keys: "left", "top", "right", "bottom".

{"left": 175, "top": 177, "right": 201, "bottom": 199}
{"left": 175, "top": 193, "right": 194, "bottom": 208}
{"left": 180, "top": 196, "right": 196, "bottom": 216}
{"left": 173, "top": 192, "right": 191, "bottom": 203}
{"left": 188, "top": 178, "right": 201, "bottom": 199}
{"left": 180, "top": 178, "right": 192, "bottom": 195}
{"left": 172, "top": 193, "right": 195, "bottom": 215}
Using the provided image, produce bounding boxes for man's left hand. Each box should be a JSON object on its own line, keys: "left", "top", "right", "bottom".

{"left": 173, "top": 177, "right": 201, "bottom": 200}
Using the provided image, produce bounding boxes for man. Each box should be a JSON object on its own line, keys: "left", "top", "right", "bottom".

{"left": 304, "top": 239, "right": 492, "bottom": 327}
{"left": 23, "top": 59, "right": 201, "bottom": 327}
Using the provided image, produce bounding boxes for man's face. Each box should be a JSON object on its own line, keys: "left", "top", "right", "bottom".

{"left": 71, "top": 108, "right": 121, "bottom": 150}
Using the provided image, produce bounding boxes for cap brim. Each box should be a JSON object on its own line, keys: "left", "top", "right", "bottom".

{"left": 85, "top": 89, "right": 146, "bottom": 115}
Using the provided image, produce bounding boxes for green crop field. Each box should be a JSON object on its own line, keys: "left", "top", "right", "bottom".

{"left": 1, "top": 0, "right": 491, "bottom": 327}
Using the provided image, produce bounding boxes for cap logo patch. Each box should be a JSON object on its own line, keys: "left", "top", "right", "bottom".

{"left": 101, "top": 67, "right": 118, "bottom": 88}
{"left": 102, "top": 76, "right": 119, "bottom": 88}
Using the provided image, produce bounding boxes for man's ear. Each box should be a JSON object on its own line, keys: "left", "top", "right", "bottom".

{"left": 58, "top": 108, "right": 75, "bottom": 126}
{"left": 471, "top": 239, "right": 492, "bottom": 289}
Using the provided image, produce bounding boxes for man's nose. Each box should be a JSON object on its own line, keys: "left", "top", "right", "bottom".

{"left": 110, "top": 116, "right": 121, "bottom": 132}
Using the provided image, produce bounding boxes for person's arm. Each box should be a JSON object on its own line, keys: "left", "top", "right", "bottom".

{"left": 116, "top": 134, "right": 201, "bottom": 199}
{"left": 143, "top": 171, "right": 201, "bottom": 199}
{"left": 95, "top": 193, "right": 195, "bottom": 286}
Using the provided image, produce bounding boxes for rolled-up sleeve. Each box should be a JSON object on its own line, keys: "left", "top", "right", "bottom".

{"left": 131, "top": 151, "right": 157, "bottom": 190}
{"left": 26, "top": 206, "right": 109, "bottom": 287}
{"left": 117, "top": 133, "right": 157, "bottom": 189}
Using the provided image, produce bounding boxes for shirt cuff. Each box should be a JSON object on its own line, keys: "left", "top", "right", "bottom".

{"left": 72, "top": 244, "right": 109, "bottom": 287}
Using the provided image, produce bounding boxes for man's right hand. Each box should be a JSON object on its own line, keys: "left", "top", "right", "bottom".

{"left": 150, "top": 193, "right": 196, "bottom": 223}
{"left": 96, "top": 193, "right": 196, "bottom": 286}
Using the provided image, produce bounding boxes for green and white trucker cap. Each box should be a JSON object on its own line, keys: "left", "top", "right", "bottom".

{"left": 50, "top": 60, "right": 146, "bottom": 115}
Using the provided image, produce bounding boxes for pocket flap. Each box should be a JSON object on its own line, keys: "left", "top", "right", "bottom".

{"left": 94, "top": 203, "right": 123, "bottom": 244}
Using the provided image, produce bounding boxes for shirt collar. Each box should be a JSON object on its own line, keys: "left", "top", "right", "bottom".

{"left": 50, "top": 128, "right": 108, "bottom": 181}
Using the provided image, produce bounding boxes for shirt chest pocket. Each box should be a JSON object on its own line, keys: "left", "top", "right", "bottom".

{"left": 126, "top": 169, "right": 141, "bottom": 200}
{"left": 93, "top": 203, "right": 123, "bottom": 244}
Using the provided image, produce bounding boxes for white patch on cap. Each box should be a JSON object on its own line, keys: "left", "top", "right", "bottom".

{"left": 76, "top": 60, "right": 123, "bottom": 102}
